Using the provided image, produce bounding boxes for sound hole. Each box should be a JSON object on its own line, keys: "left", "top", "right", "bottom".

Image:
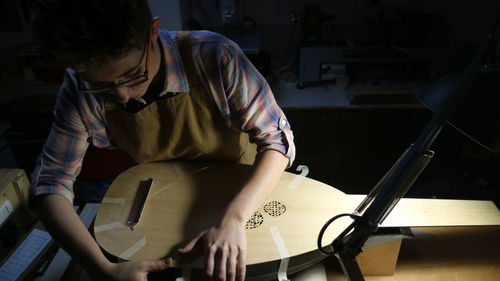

{"left": 245, "top": 211, "right": 264, "bottom": 229}
{"left": 263, "top": 201, "right": 286, "bottom": 217}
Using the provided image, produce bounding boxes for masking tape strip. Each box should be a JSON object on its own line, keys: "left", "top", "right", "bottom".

{"left": 288, "top": 165, "right": 309, "bottom": 189}
{"left": 119, "top": 237, "right": 146, "bottom": 260}
{"left": 94, "top": 221, "right": 125, "bottom": 233}
{"left": 101, "top": 197, "right": 125, "bottom": 204}
{"left": 270, "top": 226, "right": 290, "bottom": 281}
{"left": 175, "top": 268, "right": 191, "bottom": 281}
{"left": 173, "top": 162, "right": 187, "bottom": 178}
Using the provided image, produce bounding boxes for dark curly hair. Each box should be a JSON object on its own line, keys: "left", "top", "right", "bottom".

{"left": 30, "top": 0, "right": 152, "bottom": 72}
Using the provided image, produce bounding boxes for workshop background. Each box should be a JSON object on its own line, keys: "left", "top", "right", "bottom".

{"left": 2, "top": 0, "right": 499, "bottom": 202}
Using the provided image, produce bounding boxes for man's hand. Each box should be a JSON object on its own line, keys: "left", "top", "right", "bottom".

{"left": 178, "top": 219, "right": 247, "bottom": 281}
{"left": 175, "top": 150, "right": 288, "bottom": 281}
{"left": 100, "top": 258, "right": 172, "bottom": 281}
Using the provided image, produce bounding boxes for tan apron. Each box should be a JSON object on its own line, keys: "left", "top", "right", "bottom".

{"left": 103, "top": 32, "right": 256, "bottom": 165}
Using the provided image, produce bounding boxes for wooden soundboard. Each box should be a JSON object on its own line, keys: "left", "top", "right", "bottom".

{"left": 94, "top": 161, "right": 500, "bottom": 280}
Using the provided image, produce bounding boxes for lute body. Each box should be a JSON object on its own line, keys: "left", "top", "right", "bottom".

{"left": 94, "top": 161, "right": 500, "bottom": 280}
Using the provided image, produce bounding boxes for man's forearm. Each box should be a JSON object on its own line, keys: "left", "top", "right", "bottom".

{"left": 34, "top": 194, "right": 112, "bottom": 277}
{"left": 222, "top": 149, "right": 289, "bottom": 225}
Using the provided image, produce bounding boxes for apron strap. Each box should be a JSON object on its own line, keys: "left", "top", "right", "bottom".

{"left": 178, "top": 31, "right": 201, "bottom": 87}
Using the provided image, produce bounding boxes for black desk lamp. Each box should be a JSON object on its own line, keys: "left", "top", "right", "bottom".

{"left": 317, "top": 13, "right": 500, "bottom": 281}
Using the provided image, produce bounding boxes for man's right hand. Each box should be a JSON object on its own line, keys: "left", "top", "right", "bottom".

{"left": 100, "top": 258, "right": 173, "bottom": 281}
{"left": 34, "top": 194, "right": 172, "bottom": 281}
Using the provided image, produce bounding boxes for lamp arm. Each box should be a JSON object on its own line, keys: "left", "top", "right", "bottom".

{"left": 318, "top": 13, "right": 500, "bottom": 281}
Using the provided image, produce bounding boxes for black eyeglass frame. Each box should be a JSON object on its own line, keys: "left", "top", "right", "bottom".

{"left": 77, "top": 35, "right": 151, "bottom": 94}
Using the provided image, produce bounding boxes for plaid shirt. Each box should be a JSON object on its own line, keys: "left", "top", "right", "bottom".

{"left": 30, "top": 30, "right": 295, "bottom": 204}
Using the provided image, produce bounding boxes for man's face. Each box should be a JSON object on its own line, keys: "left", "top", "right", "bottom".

{"left": 79, "top": 42, "right": 152, "bottom": 104}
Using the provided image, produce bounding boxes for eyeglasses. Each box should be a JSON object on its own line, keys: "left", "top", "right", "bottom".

{"left": 77, "top": 36, "right": 151, "bottom": 94}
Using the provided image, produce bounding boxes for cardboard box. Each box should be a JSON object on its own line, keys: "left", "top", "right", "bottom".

{"left": 0, "top": 169, "right": 36, "bottom": 260}
{"left": 357, "top": 239, "right": 403, "bottom": 276}
{"left": 0, "top": 169, "right": 35, "bottom": 228}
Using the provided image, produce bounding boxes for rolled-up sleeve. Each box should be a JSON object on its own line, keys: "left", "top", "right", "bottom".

{"left": 29, "top": 76, "right": 90, "bottom": 205}
{"left": 218, "top": 38, "right": 296, "bottom": 166}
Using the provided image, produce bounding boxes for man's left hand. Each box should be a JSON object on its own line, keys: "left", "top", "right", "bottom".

{"left": 177, "top": 218, "right": 247, "bottom": 281}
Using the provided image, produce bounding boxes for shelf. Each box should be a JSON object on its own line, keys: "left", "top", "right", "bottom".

{"left": 275, "top": 82, "right": 428, "bottom": 110}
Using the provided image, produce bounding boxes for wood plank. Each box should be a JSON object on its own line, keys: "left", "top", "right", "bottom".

{"left": 345, "top": 195, "right": 500, "bottom": 227}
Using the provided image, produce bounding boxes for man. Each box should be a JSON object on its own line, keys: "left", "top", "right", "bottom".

{"left": 29, "top": 1, "right": 295, "bottom": 281}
